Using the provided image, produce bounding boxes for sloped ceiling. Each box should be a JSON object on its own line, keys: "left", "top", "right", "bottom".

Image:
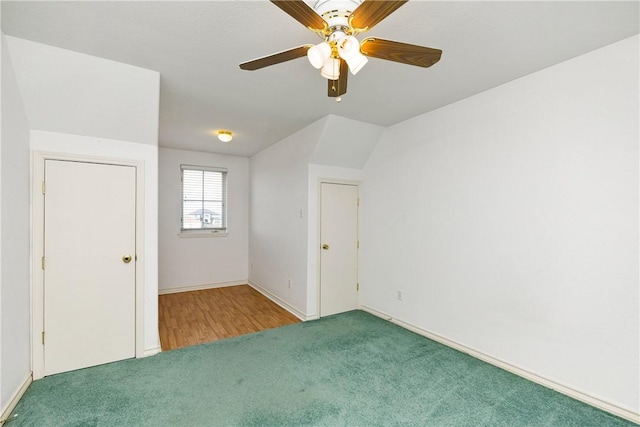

{"left": 311, "top": 115, "right": 383, "bottom": 169}
{"left": 2, "top": 1, "right": 639, "bottom": 157}
{"left": 6, "top": 35, "right": 160, "bottom": 146}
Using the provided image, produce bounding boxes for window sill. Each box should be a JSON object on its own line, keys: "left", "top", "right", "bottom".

{"left": 178, "top": 230, "right": 228, "bottom": 238}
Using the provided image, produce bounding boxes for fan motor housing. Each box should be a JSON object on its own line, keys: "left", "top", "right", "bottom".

{"left": 314, "top": 0, "right": 361, "bottom": 30}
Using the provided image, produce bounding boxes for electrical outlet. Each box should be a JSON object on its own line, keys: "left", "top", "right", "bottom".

{"left": 397, "top": 290, "right": 403, "bottom": 301}
{"left": 288, "top": 279, "right": 292, "bottom": 289}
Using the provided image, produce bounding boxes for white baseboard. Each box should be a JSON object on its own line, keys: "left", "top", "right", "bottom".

{"left": 158, "top": 280, "right": 248, "bottom": 295}
{"left": 360, "top": 305, "right": 640, "bottom": 425}
{"left": 142, "top": 346, "right": 161, "bottom": 357}
{"left": 0, "top": 373, "right": 32, "bottom": 426}
{"left": 248, "top": 281, "right": 309, "bottom": 321}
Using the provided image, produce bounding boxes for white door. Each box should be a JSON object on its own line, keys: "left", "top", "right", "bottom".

{"left": 44, "top": 160, "right": 136, "bottom": 375}
{"left": 320, "top": 183, "right": 359, "bottom": 316}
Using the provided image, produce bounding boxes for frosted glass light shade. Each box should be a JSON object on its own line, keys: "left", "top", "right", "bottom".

{"left": 307, "top": 42, "right": 332, "bottom": 69}
{"left": 346, "top": 54, "right": 368, "bottom": 75}
{"left": 217, "top": 131, "right": 233, "bottom": 142}
{"left": 337, "top": 35, "right": 360, "bottom": 60}
{"left": 320, "top": 57, "right": 340, "bottom": 80}
{"left": 337, "top": 35, "right": 368, "bottom": 75}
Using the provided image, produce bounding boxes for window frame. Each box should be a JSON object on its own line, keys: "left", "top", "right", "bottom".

{"left": 179, "top": 164, "right": 228, "bottom": 236}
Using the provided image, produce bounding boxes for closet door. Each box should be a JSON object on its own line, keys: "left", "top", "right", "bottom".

{"left": 43, "top": 160, "right": 136, "bottom": 375}
{"left": 320, "top": 182, "right": 359, "bottom": 317}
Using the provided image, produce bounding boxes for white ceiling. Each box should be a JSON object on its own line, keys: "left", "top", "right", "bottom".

{"left": 2, "top": 1, "right": 638, "bottom": 157}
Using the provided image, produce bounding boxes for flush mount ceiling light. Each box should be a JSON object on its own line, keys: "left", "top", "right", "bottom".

{"left": 239, "top": 0, "right": 443, "bottom": 100}
{"left": 217, "top": 130, "right": 233, "bottom": 142}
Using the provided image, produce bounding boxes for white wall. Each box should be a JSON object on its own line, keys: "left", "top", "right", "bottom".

{"left": 310, "top": 115, "right": 383, "bottom": 169}
{"left": 158, "top": 147, "right": 249, "bottom": 292}
{"left": 360, "top": 35, "right": 639, "bottom": 413}
{"left": 31, "top": 131, "right": 160, "bottom": 353}
{"left": 250, "top": 115, "right": 384, "bottom": 318}
{"left": 0, "top": 30, "right": 31, "bottom": 415}
{"left": 5, "top": 36, "right": 161, "bottom": 355}
{"left": 1, "top": 25, "right": 4, "bottom": 417}
{"left": 249, "top": 118, "right": 326, "bottom": 317}
{"left": 5, "top": 36, "right": 159, "bottom": 146}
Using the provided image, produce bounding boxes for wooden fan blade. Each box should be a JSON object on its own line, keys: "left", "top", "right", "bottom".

{"left": 350, "top": 0, "right": 408, "bottom": 32}
{"left": 360, "top": 38, "right": 442, "bottom": 68}
{"left": 271, "top": 0, "right": 326, "bottom": 31}
{"left": 239, "top": 45, "right": 313, "bottom": 71}
{"left": 328, "top": 59, "right": 348, "bottom": 97}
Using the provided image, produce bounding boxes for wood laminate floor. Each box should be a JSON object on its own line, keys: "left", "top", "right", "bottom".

{"left": 158, "top": 285, "right": 301, "bottom": 351}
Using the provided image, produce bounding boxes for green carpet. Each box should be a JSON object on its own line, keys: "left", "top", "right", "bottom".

{"left": 9, "top": 310, "right": 634, "bottom": 426}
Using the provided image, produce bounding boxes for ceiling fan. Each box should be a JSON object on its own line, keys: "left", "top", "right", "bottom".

{"left": 239, "top": 0, "right": 442, "bottom": 100}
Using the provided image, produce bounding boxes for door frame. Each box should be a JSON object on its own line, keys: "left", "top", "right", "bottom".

{"left": 31, "top": 151, "right": 146, "bottom": 379}
{"left": 315, "top": 179, "right": 360, "bottom": 317}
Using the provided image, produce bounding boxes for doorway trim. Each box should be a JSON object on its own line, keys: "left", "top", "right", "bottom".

{"left": 315, "top": 178, "right": 360, "bottom": 318}
{"left": 31, "top": 151, "right": 146, "bottom": 379}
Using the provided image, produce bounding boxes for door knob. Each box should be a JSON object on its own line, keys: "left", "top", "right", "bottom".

{"left": 322, "top": 244, "right": 329, "bottom": 250}
{"left": 122, "top": 254, "right": 132, "bottom": 264}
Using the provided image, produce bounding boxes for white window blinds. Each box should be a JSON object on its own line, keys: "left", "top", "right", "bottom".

{"left": 181, "top": 165, "right": 227, "bottom": 231}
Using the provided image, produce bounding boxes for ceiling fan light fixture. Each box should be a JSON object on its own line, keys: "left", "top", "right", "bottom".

{"left": 217, "top": 130, "right": 233, "bottom": 142}
{"left": 307, "top": 42, "right": 332, "bottom": 69}
{"left": 238, "top": 0, "right": 440, "bottom": 99}
{"left": 320, "top": 56, "right": 340, "bottom": 80}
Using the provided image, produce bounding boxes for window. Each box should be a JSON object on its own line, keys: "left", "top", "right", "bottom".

{"left": 181, "top": 165, "right": 227, "bottom": 232}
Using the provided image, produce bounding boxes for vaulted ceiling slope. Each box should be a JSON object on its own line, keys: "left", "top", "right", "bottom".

{"left": 2, "top": 1, "right": 638, "bottom": 157}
